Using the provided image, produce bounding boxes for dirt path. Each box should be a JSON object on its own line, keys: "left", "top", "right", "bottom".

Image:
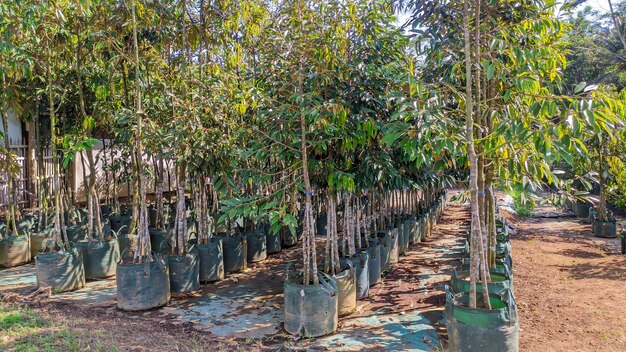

{"left": 505, "top": 207, "right": 626, "bottom": 352}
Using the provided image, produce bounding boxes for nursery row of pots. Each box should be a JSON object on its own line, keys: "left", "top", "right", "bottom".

{"left": 283, "top": 190, "right": 449, "bottom": 337}
{"left": 571, "top": 201, "right": 618, "bottom": 238}
{"left": 446, "top": 215, "right": 519, "bottom": 352}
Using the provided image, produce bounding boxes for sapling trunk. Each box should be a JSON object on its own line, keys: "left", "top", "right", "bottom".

{"left": 131, "top": 0, "right": 151, "bottom": 262}
{"left": 175, "top": 164, "right": 187, "bottom": 256}
{"left": 463, "top": 0, "right": 490, "bottom": 309}
{"left": 597, "top": 138, "right": 608, "bottom": 222}
{"left": 300, "top": 109, "right": 318, "bottom": 285}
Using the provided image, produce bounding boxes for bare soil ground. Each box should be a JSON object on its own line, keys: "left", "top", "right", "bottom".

{"left": 502, "top": 204, "right": 626, "bottom": 352}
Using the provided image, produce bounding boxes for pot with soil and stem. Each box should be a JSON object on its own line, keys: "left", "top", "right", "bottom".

{"left": 573, "top": 200, "right": 593, "bottom": 219}
{"left": 266, "top": 228, "right": 282, "bottom": 254}
{"left": 0, "top": 225, "right": 31, "bottom": 268}
{"left": 284, "top": 263, "right": 338, "bottom": 337}
{"left": 375, "top": 230, "right": 391, "bottom": 271}
{"left": 345, "top": 249, "right": 369, "bottom": 299}
{"left": 198, "top": 237, "right": 224, "bottom": 282}
{"left": 280, "top": 224, "right": 300, "bottom": 247}
{"left": 34, "top": 46, "right": 86, "bottom": 292}
{"left": 109, "top": 214, "right": 132, "bottom": 235}
{"left": 190, "top": 176, "right": 224, "bottom": 283}
{"left": 366, "top": 236, "right": 381, "bottom": 286}
{"left": 245, "top": 228, "right": 267, "bottom": 263}
{"left": 324, "top": 190, "right": 357, "bottom": 316}
{"left": 77, "top": 234, "right": 120, "bottom": 279}
{"left": 217, "top": 232, "right": 247, "bottom": 273}
{"left": 166, "top": 169, "right": 201, "bottom": 294}
{"left": 451, "top": 267, "right": 513, "bottom": 296}
{"left": 30, "top": 228, "right": 55, "bottom": 258}
{"left": 445, "top": 285, "right": 519, "bottom": 352}
{"left": 334, "top": 258, "right": 357, "bottom": 316}
{"left": 402, "top": 216, "right": 414, "bottom": 248}
{"left": 117, "top": 10, "right": 170, "bottom": 310}
{"left": 149, "top": 227, "right": 173, "bottom": 255}
{"left": 388, "top": 226, "right": 399, "bottom": 264}
{"left": 36, "top": 243, "right": 86, "bottom": 293}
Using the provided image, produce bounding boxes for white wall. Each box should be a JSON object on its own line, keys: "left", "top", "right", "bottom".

{"left": 0, "top": 109, "right": 23, "bottom": 142}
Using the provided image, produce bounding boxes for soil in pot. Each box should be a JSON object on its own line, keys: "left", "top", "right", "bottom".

{"left": 345, "top": 250, "right": 369, "bottom": 299}
{"left": 76, "top": 237, "right": 120, "bottom": 279}
{"left": 284, "top": 264, "right": 338, "bottom": 337}
{"left": 366, "top": 237, "right": 382, "bottom": 286}
{"left": 198, "top": 238, "right": 224, "bottom": 282}
{"left": 217, "top": 233, "right": 247, "bottom": 273}
{"left": 245, "top": 231, "right": 267, "bottom": 263}
{"left": 445, "top": 285, "right": 518, "bottom": 352}
{"left": 168, "top": 247, "right": 200, "bottom": 293}
{"left": 35, "top": 246, "right": 85, "bottom": 293}
{"left": 0, "top": 234, "right": 31, "bottom": 268}
{"left": 451, "top": 268, "right": 513, "bottom": 296}
{"left": 335, "top": 258, "right": 357, "bottom": 316}
{"left": 116, "top": 256, "right": 171, "bottom": 311}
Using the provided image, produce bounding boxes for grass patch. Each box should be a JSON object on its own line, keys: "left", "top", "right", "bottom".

{"left": 0, "top": 305, "right": 116, "bottom": 352}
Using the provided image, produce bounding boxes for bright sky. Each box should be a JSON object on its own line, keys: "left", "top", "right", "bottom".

{"left": 584, "top": 0, "right": 610, "bottom": 13}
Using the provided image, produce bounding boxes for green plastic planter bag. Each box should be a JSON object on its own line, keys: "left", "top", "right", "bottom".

{"left": 335, "top": 259, "right": 357, "bottom": 316}
{"left": 366, "top": 237, "right": 381, "bottom": 286}
{"left": 284, "top": 264, "right": 338, "bottom": 337}
{"left": 451, "top": 267, "right": 513, "bottom": 296}
{"left": 266, "top": 230, "right": 282, "bottom": 254}
{"left": 0, "top": 234, "right": 31, "bottom": 268}
{"left": 149, "top": 228, "right": 172, "bottom": 255}
{"left": 375, "top": 230, "right": 391, "bottom": 271}
{"left": 65, "top": 224, "right": 88, "bottom": 244}
{"left": 346, "top": 250, "right": 369, "bottom": 299}
{"left": 198, "top": 238, "right": 224, "bottom": 282}
{"left": 316, "top": 213, "right": 327, "bottom": 237}
{"left": 217, "top": 233, "right": 247, "bottom": 273}
{"left": 401, "top": 218, "right": 411, "bottom": 254}
{"left": 76, "top": 237, "right": 120, "bottom": 279}
{"left": 396, "top": 221, "right": 407, "bottom": 256}
{"left": 594, "top": 219, "right": 617, "bottom": 238}
{"left": 168, "top": 247, "right": 200, "bottom": 293}
{"left": 30, "top": 230, "right": 55, "bottom": 258}
{"left": 109, "top": 215, "right": 132, "bottom": 235}
{"left": 116, "top": 255, "right": 170, "bottom": 311}
{"left": 407, "top": 215, "right": 419, "bottom": 244}
{"left": 445, "top": 285, "right": 518, "bottom": 352}
{"left": 280, "top": 226, "right": 299, "bottom": 247}
{"left": 388, "top": 227, "right": 399, "bottom": 264}
{"left": 117, "top": 233, "right": 137, "bottom": 260}
{"left": 35, "top": 246, "right": 85, "bottom": 293}
{"left": 245, "top": 231, "right": 267, "bottom": 262}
